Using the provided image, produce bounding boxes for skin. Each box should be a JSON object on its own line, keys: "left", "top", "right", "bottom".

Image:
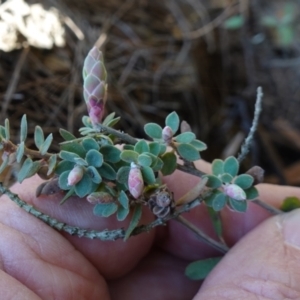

{"left": 1, "top": 160, "right": 300, "bottom": 299}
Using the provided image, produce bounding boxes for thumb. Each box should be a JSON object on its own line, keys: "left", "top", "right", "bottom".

{"left": 195, "top": 209, "right": 300, "bottom": 299}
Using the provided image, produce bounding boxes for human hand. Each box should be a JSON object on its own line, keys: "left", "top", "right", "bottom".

{"left": 1, "top": 160, "right": 300, "bottom": 299}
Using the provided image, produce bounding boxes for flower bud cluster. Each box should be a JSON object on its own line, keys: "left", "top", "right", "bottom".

{"left": 82, "top": 46, "right": 107, "bottom": 125}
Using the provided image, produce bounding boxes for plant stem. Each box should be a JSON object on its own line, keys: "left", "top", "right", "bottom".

{"left": 176, "top": 163, "right": 205, "bottom": 177}
{"left": 237, "top": 87, "right": 263, "bottom": 163}
{"left": 176, "top": 215, "right": 229, "bottom": 253}
{"left": 2, "top": 139, "right": 51, "bottom": 159}
{"left": 0, "top": 183, "right": 206, "bottom": 241}
{"left": 252, "top": 199, "right": 282, "bottom": 215}
{"left": 96, "top": 124, "right": 138, "bottom": 145}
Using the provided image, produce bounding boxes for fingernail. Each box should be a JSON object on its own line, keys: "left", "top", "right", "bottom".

{"left": 282, "top": 209, "right": 300, "bottom": 249}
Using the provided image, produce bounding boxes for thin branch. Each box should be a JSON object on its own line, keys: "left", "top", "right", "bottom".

{"left": 237, "top": 86, "right": 263, "bottom": 163}
{"left": 252, "top": 199, "right": 282, "bottom": 215}
{"left": 96, "top": 124, "right": 138, "bottom": 145}
{"left": 176, "top": 163, "right": 205, "bottom": 177}
{"left": 176, "top": 216, "right": 229, "bottom": 253}
{"left": 0, "top": 183, "right": 205, "bottom": 240}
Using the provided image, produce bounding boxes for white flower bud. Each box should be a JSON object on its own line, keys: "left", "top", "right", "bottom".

{"left": 224, "top": 184, "right": 246, "bottom": 201}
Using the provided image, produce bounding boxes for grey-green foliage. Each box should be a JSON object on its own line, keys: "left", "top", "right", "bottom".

{"left": 204, "top": 156, "right": 259, "bottom": 213}
{"left": 143, "top": 111, "right": 207, "bottom": 162}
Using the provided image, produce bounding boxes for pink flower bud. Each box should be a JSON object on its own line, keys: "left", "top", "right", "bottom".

{"left": 67, "top": 165, "right": 84, "bottom": 186}
{"left": 162, "top": 126, "right": 173, "bottom": 144}
{"left": 224, "top": 184, "right": 246, "bottom": 201}
{"left": 128, "top": 162, "right": 144, "bottom": 199}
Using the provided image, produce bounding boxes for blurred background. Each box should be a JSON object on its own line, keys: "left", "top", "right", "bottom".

{"left": 1, "top": 0, "right": 300, "bottom": 186}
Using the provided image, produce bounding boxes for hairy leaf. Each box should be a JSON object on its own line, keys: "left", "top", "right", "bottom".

{"left": 165, "top": 111, "right": 179, "bottom": 134}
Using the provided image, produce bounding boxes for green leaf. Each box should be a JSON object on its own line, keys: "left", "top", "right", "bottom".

{"left": 82, "top": 115, "right": 92, "bottom": 128}
{"left": 144, "top": 123, "right": 162, "bottom": 139}
{"left": 60, "top": 142, "right": 86, "bottom": 158}
{"left": 106, "top": 117, "right": 120, "bottom": 128}
{"left": 185, "top": 257, "right": 222, "bottom": 280}
{"left": 134, "top": 140, "right": 149, "bottom": 154}
{"left": 87, "top": 166, "right": 102, "bottom": 184}
{"left": 161, "top": 152, "right": 177, "bottom": 175}
{"left": 151, "top": 157, "right": 163, "bottom": 172}
{"left": 47, "top": 155, "right": 57, "bottom": 175}
{"left": 100, "top": 145, "right": 121, "bottom": 163}
{"left": 58, "top": 170, "right": 71, "bottom": 190}
{"left": 228, "top": 198, "right": 248, "bottom": 212}
{"left": 120, "top": 150, "right": 139, "bottom": 163}
{"left": 281, "top": 197, "right": 300, "bottom": 212}
{"left": 0, "top": 156, "right": 9, "bottom": 174}
{"left": 261, "top": 15, "right": 277, "bottom": 27}
{"left": 234, "top": 174, "right": 254, "bottom": 189}
{"left": 174, "top": 132, "right": 195, "bottom": 143}
{"left": 82, "top": 138, "right": 100, "bottom": 151}
{"left": 55, "top": 160, "right": 74, "bottom": 175}
{"left": 224, "top": 15, "right": 244, "bottom": 30}
{"left": 93, "top": 203, "right": 118, "bottom": 217}
{"left": 74, "top": 157, "right": 88, "bottom": 166}
{"left": 177, "top": 144, "right": 200, "bottom": 162}
{"left": 141, "top": 166, "right": 156, "bottom": 184}
{"left": 98, "top": 162, "right": 117, "bottom": 180}
{"left": 102, "top": 112, "right": 115, "bottom": 126}
{"left": 223, "top": 156, "right": 239, "bottom": 177}
{"left": 205, "top": 190, "right": 226, "bottom": 211}
{"left": 40, "top": 134, "right": 53, "bottom": 155}
{"left": 159, "top": 144, "right": 167, "bottom": 156}
{"left": 85, "top": 149, "right": 103, "bottom": 167}
{"left": 60, "top": 187, "right": 75, "bottom": 205}
{"left": 212, "top": 159, "right": 224, "bottom": 176}
{"left": 4, "top": 119, "right": 10, "bottom": 140}
{"left": 221, "top": 173, "right": 233, "bottom": 183}
{"left": 75, "top": 173, "right": 93, "bottom": 197}
{"left": 59, "top": 128, "right": 76, "bottom": 141}
{"left": 204, "top": 175, "right": 222, "bottom": 189}
{"left": 123, "top": 144, "right": 134, "bottom": 151}
{"left": 0, "top": 125, "right": 6, "bottom": 139}
{"left": 118, "top": 190, "right": 129, "bottom": 209}
{"left": 20, "top": 115, "right": 27, "bottom": 143}
{"left": 18, "top": 158, "right": 40, "bottom": 183}
{"left": 117, "top": 206, "right": 130, "bottom": 221}
{"left": 190, "top": 140, "right": 207, "bottom": 151}
{"left": 212, "top": 192, "right": 227, "bottom": 211}
{"left": 116, "top": 166, "right": 130, "bottom": 184}
{"left": 207, "top": 207, "right": 223, "bottom": 240}
{"left": 34, "top": 126, "right": 44, "bottom": 150}
{"left": 60, "top": 150, "right": 81, "bottom": 163}
{"left": 149, "top": 142, "right": 160, "bottom": 156}
{"left": 16, "top": 141, "right": 25, "bottom": 163}
{"left": 244, "top": 186, "right": 259, "bottom": 200}
{"left": 138, "top": 154, "right": 152, "bottom": 167}
{"left": 124, "top": 204, "right": 142, "bottom": 240}
{"left": 165, "top": 111, "right": 179, "bottom": 133}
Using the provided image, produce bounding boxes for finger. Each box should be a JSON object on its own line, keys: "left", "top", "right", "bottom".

{"left": 7, "top": 175, "right": 156, "bottom": 279}
{"left": 0, "top": 196, "right": 109, "bottom": 299}
{"left": 0, "top": 270, "right": 41, "bottom": 300}
{"left": 195, "top": 209, "right": 300, "bottom": 299}
{"left": 109, "top": 249, "right": 200, "bottom": 300}
{"left": 222, "top": 183, "right": 300, "bottom": 246}
{"left": 159, "top": 159, "right": 300, "bottom": 261}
